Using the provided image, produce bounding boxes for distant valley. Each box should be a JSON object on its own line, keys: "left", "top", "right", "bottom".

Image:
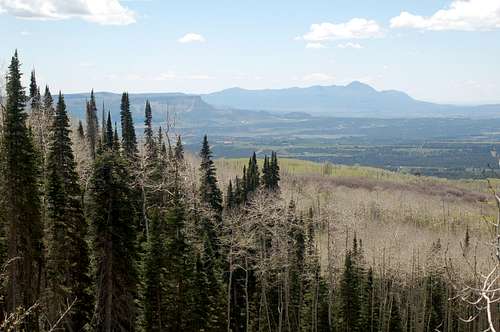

{"left": 63, "top": 83, "right": 500, "bottom": 179}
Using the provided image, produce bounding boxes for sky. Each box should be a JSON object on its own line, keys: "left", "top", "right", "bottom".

{"left": 1, "top": 0, "right": 500, "bottom": 104}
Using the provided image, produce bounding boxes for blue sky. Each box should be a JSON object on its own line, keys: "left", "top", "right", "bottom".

{"left": 1, "top": 0, "right": 500, "bottom": 104}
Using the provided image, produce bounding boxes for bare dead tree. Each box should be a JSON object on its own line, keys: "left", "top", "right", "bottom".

{"left": 447, "top": 180, "right": 500, "bottom": 332}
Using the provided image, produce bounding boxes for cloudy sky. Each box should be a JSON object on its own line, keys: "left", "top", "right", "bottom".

{"left": 1, "top": 0, "right": 500, "bottom": 104}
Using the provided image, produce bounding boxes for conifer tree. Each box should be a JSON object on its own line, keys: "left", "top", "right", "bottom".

{"left": 226, "top": 180, "right": 235, "bottom": 209}
{"left": 270, "top": 151, "right": 280, "bottom": 191}
{"left": 262, "top": 155, "right": 272, "bottom": 189}
{"left": 340, "top": 249, "right": 362, "bottom": 332}
{"left": 77, "top": 120, "right": 85, "bottom": 139}
{"left": 144, "top": 100, "right": 156, "bottom": 160}
{"left": 120, "top": 92, "right": 137, "bottom": 158}
{"left": 245, "top": 152, "right": 260, "bottom": 194}
{"left": 141, "top": 211, "right": 167, "bottom": 331}
{"left": 43, "top": 85, "right": 53, "bottom": 112}
{"left": 174, "top": 135, "right": 184, "bottom": 161}
{"left": 85, "top": 90, "right": 99, "bottom": 159}
{"left": 199, "top": 135, "right": 223, "bottom": 214}
{"left": 163, "top": 174, "right": 197, "bottom": 331}
{"left": 1, "top": 50, "right": 43, "bottom": 330}
{"left": 388, "top": 295, "right": 403, "bottom": 332}
{"left": 113, "top": 123, "right": 120, "bottom": 151}
{"left": 29, "top": 69, "right": 41, "bottom": 110}
{"left": 87, "top": 129, "right": 138, "bottom": 331}
{"left": 197, "top": 135, "right": 226, "bottom": 330}
{"left": 45, "top": 92, "right": 92, "bottom": 330}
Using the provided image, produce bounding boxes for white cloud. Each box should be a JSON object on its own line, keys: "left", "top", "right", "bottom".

{"left": 0, "top": 0, "right": 136, "bottom": 25}
{"left": 390, "top": 0, "right": 500, "bottom": 31}
{"left": 302, "top": 73, "right": 335, "bottom": 83}
{"left": 337, "top": 42, "right": 363, "bottom": 49}
{"left": 306, "top": 42, "right": 326, "bottom": 49}
{"left": 20, "top": 31, "right": 31, "bottom": 36}
{"left": 302, "top": 18, "right": 382, "bottom": 41}
{"left": 178, "top": 33, "right": 206, "bottom": 43}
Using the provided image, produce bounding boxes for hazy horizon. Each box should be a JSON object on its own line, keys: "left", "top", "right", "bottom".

{"left": 1, "top": 0, "right": 500, "bottom": 104}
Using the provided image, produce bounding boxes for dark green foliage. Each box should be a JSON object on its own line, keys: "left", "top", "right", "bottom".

{"left": 77, "top": 120, "right": 85, "bottom": 139}
{"left": 1, "top": 50, "right": 43, "bottom": 330}
{"left": 361, "top": 267, "right": 380, "bottom": 332}
{"left": 141, "top": 211, "right": 167, "bottom": 331}
{"left": 43, "top": 85, "right": 53, "bottom": 112}
{"left": 113, "top": 123, "right": 120, "bottom": 151}
{"left": 270, "top": 151, "right": 280, "bottom": 191}
{"left": 45, "top": 92, "right": 92, "bottom": 330}
{"left": 197, "top": 135, "right": 226, "bottom": 330}
{"left": 199, "top": 135, "right": 223, "bottom": 214}
{"left": 174, "top": 135, "right": 184, "bottom": 161}
{"left": 226, "top": 180, "right": 235, "bottom": 209}
{"left": 245, "top": 152, "right": 260, "bottom": 194}
{"left": 162, "top": 185, "right": 196, "bottom": 331}
{"left": 29, "top": 70, "right": 41, "bottom": 110}
{"left": 87, "top": 148, "right": 138, "bottom": 331}
{"left": 120, "top": 92, "right": 137, "bottom": 158}
{"left": 144, "top": 100, "right": 157, "bottom": 161}
{"left": 85, "top": 90, "right": 99, "bottom": 159}
{"left": 340, "top": 246, "right": 363, "bottom": 332}
{"left": 388, "top": 294, "right": 404, "bottom": 332}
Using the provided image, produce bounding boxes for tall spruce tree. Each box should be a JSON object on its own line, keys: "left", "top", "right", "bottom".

{"left": 87, "top": 126, "right": 138, "bottom": 331}
{"left": 1, "top": 50, "right": 43, "bottom": 331}
{"left": 245, "top": 152, "right": 260, "bottom": 194}
{"left": 144, "top": 100, "right": 156, "bottom": 160}
{"left": 197, "top": 135, "right": 226, "bottom": 330}
{"left": 85, "top": 90, "right": 99, "bottom": 159}
{"left": 45, "top": 92, "right": 92, "bottom": 330}
{"left": 141, "top": 210, "right": 167, "bottom": 331}
{"left": 43, "top": 85, "right": 53, "bottom": 113}
{"left": 29, "top": 69, "right": 41, "bottom": 110}
{"left": 163, "top": 172, "right": 197, "bottom": 331}
{"left": 270, "top": 151, "right": 280, "bottom": 191}
{"left": 199, "top": 135, "right": 223, "bottom": 214}
{"left": 174, "top": 135, "right": 184, "bottom": 162}
{"left": 120, "top": 92, "right": 137, "bottom": 158}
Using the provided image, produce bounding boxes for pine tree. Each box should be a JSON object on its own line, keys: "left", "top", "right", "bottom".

{"left": 362, "top": 267, "right": 380, "bottom": 332}
{"left": 199, "top": 135, "right": 223, "bottom": 214}
{"left": 262, "top": 155, "right": 272, "bottom": 189}
{"left": 85, "top": 90, "right": 99, "bottom": 159}
{"left": 174, "top": 135, "right": 184, "bottom": 161}
{"left": 87, "top": 145, "right": 138, "bottom": 331}
{"left": 163, "top": 177, "right": 196, "bottom": 331}
{"left": 144, "top": 100, "right": 156, "bottom": 160}
{"left": 226, "top": 180, "right": 235, "bottom": 209}
{"left": 113, "top": 123, "right": 120, "bottom": 151}
{"left": 141, "top": 210, "right": 167, "bottom": 331}
{"left": 340, "top": 249, "right": 362, "bottom": 332}
{"left": 45, "top": 92, "right": 92, "bottom": 330}
{"left": 120, "top": 92, "right": 138, "bottom": 158}
{"left": 270, "top": 151, "right": 280, "bottom": 191}
{"left": 245, "top": 152, "right": 260, "bottom": 194}
{"left": 43, "top": 85, "right": 53, "bottom": 113}
{"left": 388, "top": 295, "right": 403, "bottom": 332}
{"left": 77, "top": 120, "right": 85, "bottom": 139}
{"left": 197, "top": 135, "right": 226, "bottom": 330}
{"left": 29, "top": 69, "right": 41, "bottom": 110}
{"left": 1, "top": 50, "right": 43, "bottom": 330}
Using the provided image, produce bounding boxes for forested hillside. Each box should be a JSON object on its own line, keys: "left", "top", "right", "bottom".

{"left": 0, "top": 52, "right": 498, "bottom": 331}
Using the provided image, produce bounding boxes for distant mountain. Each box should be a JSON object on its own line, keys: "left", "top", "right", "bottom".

{"left": 202, "top": 82, "right": 500, "bottom": 118}
{"left": 63, "top": 92, "right": 216, "bottom": 124}
{"left": 62, "top": 92, "right": 299, "bottom": 128}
